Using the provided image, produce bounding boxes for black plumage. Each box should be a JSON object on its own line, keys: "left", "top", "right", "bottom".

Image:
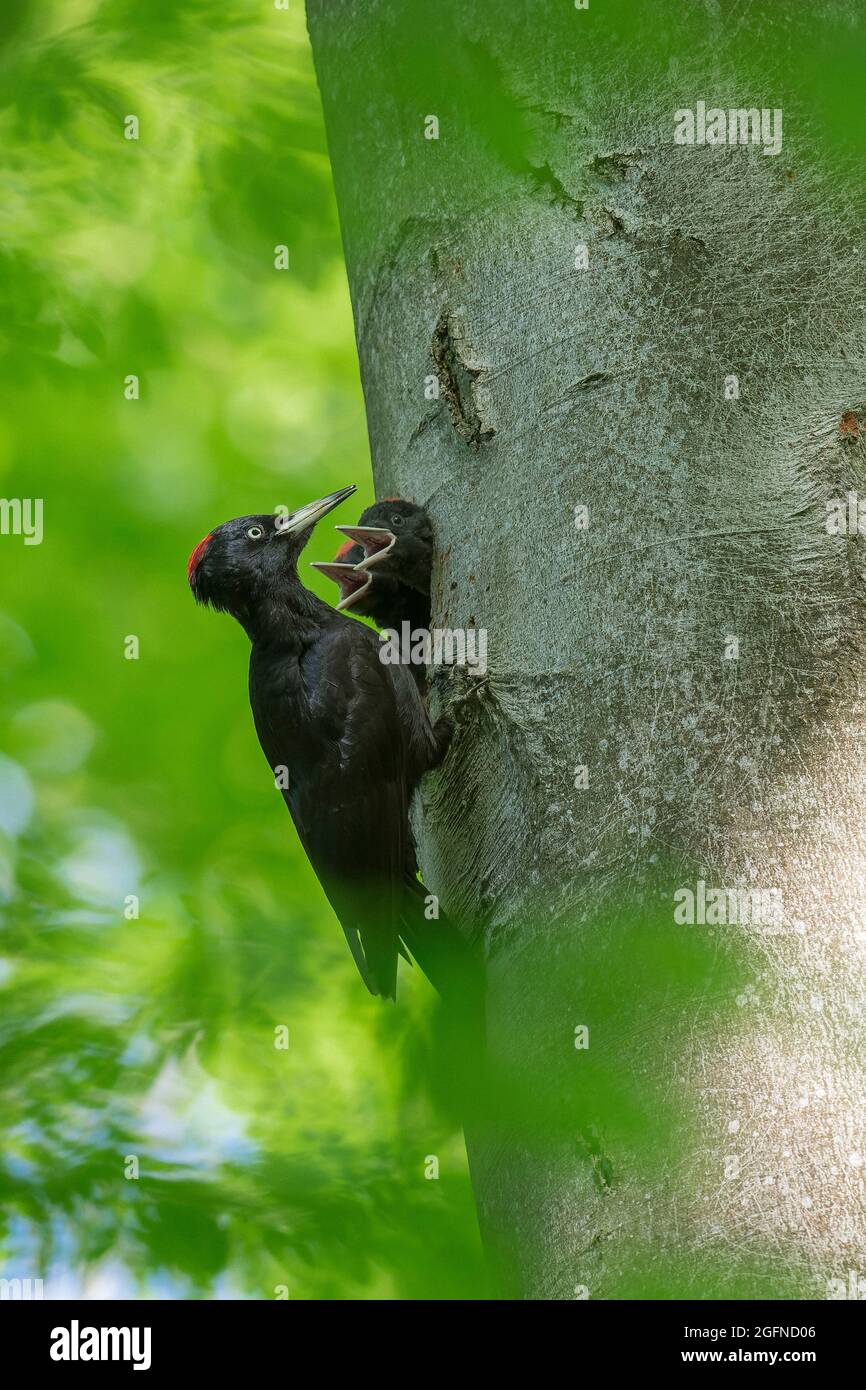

{"left": 187, "top": 487, "right": 470, "bottom": 1001}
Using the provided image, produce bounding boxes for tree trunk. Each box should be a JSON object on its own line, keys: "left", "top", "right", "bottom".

{"left": 306, "top": 0, "right": 866, "bottom": 1299}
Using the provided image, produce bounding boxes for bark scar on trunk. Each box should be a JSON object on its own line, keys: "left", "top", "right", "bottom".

{"left": 526, "top": 161, "right": 584, "bottom": 216}
{"left": 586, "top": 150, "right": 647, "bottom": 183}
{"left": 432, "top": 309, "right": 496, "bottom": 451}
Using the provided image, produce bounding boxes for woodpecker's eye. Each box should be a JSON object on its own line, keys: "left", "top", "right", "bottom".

{"left": 390, "top": 513, "right": 403, "bottom": 527}
{"left": 246, "top": 525, "right": 265, "bottom": 540}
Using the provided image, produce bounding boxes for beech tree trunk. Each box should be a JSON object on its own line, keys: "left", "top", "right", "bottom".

{"left": 306, "top": 0, "right": 866, "bottom": 1299}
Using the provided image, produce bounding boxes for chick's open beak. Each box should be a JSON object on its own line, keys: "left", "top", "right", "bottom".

{"left": 310, "top": 560, "right": 373, "bottom": 611}
{"left": 334, "top": 524, "right": 396, "bottom": 571}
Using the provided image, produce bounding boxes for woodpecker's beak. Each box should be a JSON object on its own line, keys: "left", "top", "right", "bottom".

{"left": 278, "top": 485, "right": 356, "bottom": 536}
{"left": 334, "top": 524, "right": 396, "bottom": 571}
{"left": 310, "top": 560, "right": 373, "bottom": 611}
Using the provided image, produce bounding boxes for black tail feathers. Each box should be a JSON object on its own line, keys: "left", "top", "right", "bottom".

{"left": 398, "top": 876, "right": 484, "bottom": 1009}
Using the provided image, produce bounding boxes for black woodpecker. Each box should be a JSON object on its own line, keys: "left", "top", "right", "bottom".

{"left": 187, "top": 486, "right": 474, "bottom": 1003}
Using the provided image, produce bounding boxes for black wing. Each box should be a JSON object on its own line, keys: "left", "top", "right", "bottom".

{"left": 273, "top": 622, "right": 410, "bottom": 999}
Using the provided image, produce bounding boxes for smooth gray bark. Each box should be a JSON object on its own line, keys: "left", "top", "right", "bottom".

{"left": 307, "top": 0, "right": 866, "bottom": 1298}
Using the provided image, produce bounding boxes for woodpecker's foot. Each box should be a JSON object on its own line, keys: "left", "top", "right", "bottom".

{"left": 427, "top": 667, "right": 486, "bottom": 766}
{"left": 429, "top": 709, "right": 454, "bottom": 767}
{"left": 433, "top": 667, "right": 490, "bottom": 728}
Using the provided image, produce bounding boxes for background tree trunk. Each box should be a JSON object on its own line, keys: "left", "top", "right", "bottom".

{"left": 306, "top": 0, "right": 866, "bottom": 1298}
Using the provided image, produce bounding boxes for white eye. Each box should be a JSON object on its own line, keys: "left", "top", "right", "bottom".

{"left": 246, "top": 525, "right": 264, "bottom": 540}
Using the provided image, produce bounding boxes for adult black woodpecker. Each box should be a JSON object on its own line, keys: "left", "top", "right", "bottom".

{"left": 187, "top": 486, "right": 471, "bottom": 1002}
{"left": 310, "top": 498, "right": 433, "bottom": 632}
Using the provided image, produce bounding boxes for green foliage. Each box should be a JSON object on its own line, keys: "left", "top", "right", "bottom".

{"left": 0, "top": 2, "right": 485, "bottom": 1299}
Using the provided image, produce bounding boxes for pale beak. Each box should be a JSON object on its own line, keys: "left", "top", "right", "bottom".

{"left": 334, "top": 524, "right": 396, "bottom": 571}
{"left": 309, "top": 560, "right": 373, "bottom": 611}
{"left": 278, "top": 484, "right": 356, "bottom": 536}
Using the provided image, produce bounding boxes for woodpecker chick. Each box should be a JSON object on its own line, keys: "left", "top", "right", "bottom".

{"left": 311, "top": 498, "right": 433, "bottom": 632}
